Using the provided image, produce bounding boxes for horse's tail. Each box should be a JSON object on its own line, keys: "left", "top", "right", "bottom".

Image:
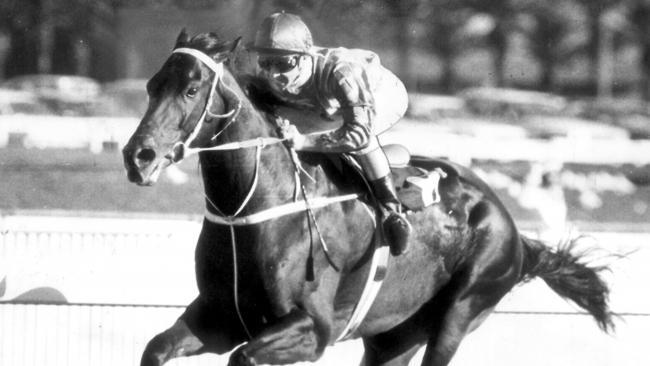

{"left": 519, "top": 235, "right": 614, "bottom": 332}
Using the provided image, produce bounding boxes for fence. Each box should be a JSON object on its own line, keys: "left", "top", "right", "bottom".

{"left": 0, "top": 213, "right": 648, "bottom": 366}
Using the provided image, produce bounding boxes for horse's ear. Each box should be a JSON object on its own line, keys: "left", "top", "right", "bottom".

{"left": 174, "top": 28, "right": 190, "bottom": 49}
{"left": 214, "top": 37, "right": 243, "bottom": 63}
{"left": 229, "top": 37, "right": 242, "bottom": 53}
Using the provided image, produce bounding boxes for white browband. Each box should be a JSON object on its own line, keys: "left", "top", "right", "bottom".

{"left": 173, "top": 47, "right": 224, "bottom": 76}
{"left": 168, "top": 47, "right": 239, "bottom": 159}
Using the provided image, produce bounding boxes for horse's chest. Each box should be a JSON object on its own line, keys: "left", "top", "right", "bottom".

{"left": 252, "top": 258, "right": 306, "bottom": 312}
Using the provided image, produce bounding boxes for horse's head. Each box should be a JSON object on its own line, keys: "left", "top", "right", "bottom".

{"left": 122, "top": 30, "right": 241, "bottom": 185}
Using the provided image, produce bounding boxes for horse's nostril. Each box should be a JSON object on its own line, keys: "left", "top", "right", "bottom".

{"left": 136, "top": 148, "right": 156, "bottom": 165}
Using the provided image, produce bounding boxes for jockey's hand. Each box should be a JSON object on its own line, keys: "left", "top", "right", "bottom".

{"left": 279, "top": 124, "right": 306, "bottom": 150}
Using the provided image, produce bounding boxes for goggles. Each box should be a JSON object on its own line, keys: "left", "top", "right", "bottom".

{"left": 258, "top": 55, "right": 299, "bottom": 73}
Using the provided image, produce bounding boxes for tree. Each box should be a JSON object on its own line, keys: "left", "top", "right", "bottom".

{"left": 1, "top": 0, "right": 120, "bottom": 80}
{"left": 627, "top": 0, "right": 650, "bottom": 99}
{"left": 422, "top": 0, "right": 472, "bottom": 92}
{"left": 30, "top": 0, "right": 119, "bottom": 79}
{"left": 1, "top": 0, "right": 42, "bottom": 78}
{"left": 461, "top": 0, "right": 518, "bottom": 87}
{"left": 574, "top": 0, "right": 622, "bottom": 82}
{"left": 380, "top": 0, "right": 423, "bottom": 90}
{"left": 516, "top": 0, "right": 582, "bottom": 91}
{"left": 565, "top": 0, "right": 626, "bottom": 97}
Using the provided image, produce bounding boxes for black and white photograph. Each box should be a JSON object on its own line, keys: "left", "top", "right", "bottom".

{"left": 1, "top": 1, "right": 649, "bottom": 365}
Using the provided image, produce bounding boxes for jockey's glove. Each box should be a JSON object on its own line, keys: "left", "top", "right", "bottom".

{"left": 279, "top": 124, "right": 306, "bottom": 150}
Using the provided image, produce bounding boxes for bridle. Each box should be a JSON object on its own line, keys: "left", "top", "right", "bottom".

{"left": 168, "top": 47, "right": 284, "bottom": 163}
{"left": 166, "top": 47, "right": 355, "bottom": 224}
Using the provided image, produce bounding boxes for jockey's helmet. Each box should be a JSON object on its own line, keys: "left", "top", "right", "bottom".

{"left": 252, "top": 12, "right": 313, "bottom": 55}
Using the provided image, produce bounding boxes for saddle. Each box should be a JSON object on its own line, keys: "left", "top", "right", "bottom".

{"left": 339, "top": 144, "right": 455, "bottom": 213}
{"left": 383, "top": 145, "right": 450, "bottom": 211}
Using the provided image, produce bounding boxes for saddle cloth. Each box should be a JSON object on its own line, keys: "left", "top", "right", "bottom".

{"left": 383, "top": 144, "right": 448, "bottom": 211}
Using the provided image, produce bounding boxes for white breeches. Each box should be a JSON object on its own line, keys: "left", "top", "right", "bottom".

{"left": 352, "top": 72, "right": 408, "bottom": 180}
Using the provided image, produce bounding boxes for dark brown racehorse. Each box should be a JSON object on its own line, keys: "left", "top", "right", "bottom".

{"left": 122, "top": 31, "right": 613, "bottom": 366}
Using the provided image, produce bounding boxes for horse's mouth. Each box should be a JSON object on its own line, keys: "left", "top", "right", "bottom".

{"left": 129, "top": 158, "right": 172, "bottom": 186}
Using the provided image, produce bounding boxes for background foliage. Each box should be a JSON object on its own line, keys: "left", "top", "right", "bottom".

{"left": 2, "top": 0, "right": 650, "bottom": 96}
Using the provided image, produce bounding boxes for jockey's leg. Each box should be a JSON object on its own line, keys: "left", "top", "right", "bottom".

{"left": 354, "top": 137, "right": 412, "bottom": 255}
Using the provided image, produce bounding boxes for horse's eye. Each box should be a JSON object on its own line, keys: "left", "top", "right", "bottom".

{"left": 186, "top": 87, "right": 199, "bottom": 98}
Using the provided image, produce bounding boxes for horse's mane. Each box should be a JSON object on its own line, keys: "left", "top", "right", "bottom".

{"left": 238, "top": 75, "right": 290, "bottom": 114}
{"left": 177, "top": 31, "right": 287, "bottom": 115}
{"left": 178, "top": 32, "right": 230, "bottom": 54}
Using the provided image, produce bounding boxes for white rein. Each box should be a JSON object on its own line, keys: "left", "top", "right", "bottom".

{"left": 170, "top": 47, "right": 285, "bottom": 160}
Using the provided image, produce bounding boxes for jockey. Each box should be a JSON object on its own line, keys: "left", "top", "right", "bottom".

{"left": 250, "top": 12, "right": 411, "bottom": 256}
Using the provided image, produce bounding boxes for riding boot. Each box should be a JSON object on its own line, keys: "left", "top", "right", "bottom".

{"left": 370, "top": 175, "right": 412, "bottom": 256}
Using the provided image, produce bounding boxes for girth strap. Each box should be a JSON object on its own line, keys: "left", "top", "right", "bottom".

{"left": 204, "top": 194, "right": 359, "bottom": 225}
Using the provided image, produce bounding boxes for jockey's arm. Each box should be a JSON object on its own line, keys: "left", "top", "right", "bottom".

{"left": 293, "top": 107, "right": 371, "bottom": 153}
{"left": 288, "top": 64, "right": 374, "bottom": 153}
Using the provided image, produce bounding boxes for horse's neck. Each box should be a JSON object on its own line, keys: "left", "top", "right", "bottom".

{"left": 199, "top": 74, "right": 295, "bottom": 215}
{"left": 199, "top": 72, "right": 348, "bottom": 216}
{"left": 199, "top": 145, "right": 341, "bottom": 218}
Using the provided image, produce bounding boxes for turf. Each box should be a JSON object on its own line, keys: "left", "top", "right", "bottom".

{"left": 0, "top": 148, "right": 204, "bottom": 214}
{"left": 1, "top": 148, "right": 648, "bottom": 225}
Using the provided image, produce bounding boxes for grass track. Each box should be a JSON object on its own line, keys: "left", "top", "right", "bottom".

{"left": 1, "top": 147, "right": 649, "bottom": 224}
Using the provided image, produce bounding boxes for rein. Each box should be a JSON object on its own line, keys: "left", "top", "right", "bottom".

{"left": 169, "top": 47, "right": 247, "bottom": 161}
{"left": 168, "top": 47, "right": 388, "bottom": 343}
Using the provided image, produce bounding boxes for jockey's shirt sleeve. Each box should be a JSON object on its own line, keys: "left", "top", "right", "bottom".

{"left": 317, "top": 63, "right": 375, "bottom": 152}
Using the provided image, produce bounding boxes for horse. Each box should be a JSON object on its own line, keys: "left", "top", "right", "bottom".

{"left": 122, "top": 30, "right": 614, "bottom": 366}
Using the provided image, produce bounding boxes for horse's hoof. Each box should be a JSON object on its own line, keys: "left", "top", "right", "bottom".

{"left": 140, "top": 334, "right": 172, "bottom": 366}
{"left": 140, "top": 353, "right": 163, "bottom": 366}
{"left": 228, "top": 347, "right": 256, "bottom": 366}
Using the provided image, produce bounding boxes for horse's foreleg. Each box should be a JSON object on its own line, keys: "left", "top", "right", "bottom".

{"left": 141, "top": 296, "right": 245, "bottom": 366}
{"left": 228, "top": 308, "right": 325, "bottom": 366}
{"left": 141, "top": 319, "right": 204, "bottom": 366}
{"left": 361, "top": 340, "right": 423, "bottom": 366}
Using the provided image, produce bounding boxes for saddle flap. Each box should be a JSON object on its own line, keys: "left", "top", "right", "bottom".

{"left": 383, "top": 144, "right": 410, "bottom": 169}
{"left": 332, "top": 146, "right": 447, "bottom": 212}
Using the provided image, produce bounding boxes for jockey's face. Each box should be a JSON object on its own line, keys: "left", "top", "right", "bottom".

{"left": 258, "top": 54, "right": 311, "bottom": 94}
